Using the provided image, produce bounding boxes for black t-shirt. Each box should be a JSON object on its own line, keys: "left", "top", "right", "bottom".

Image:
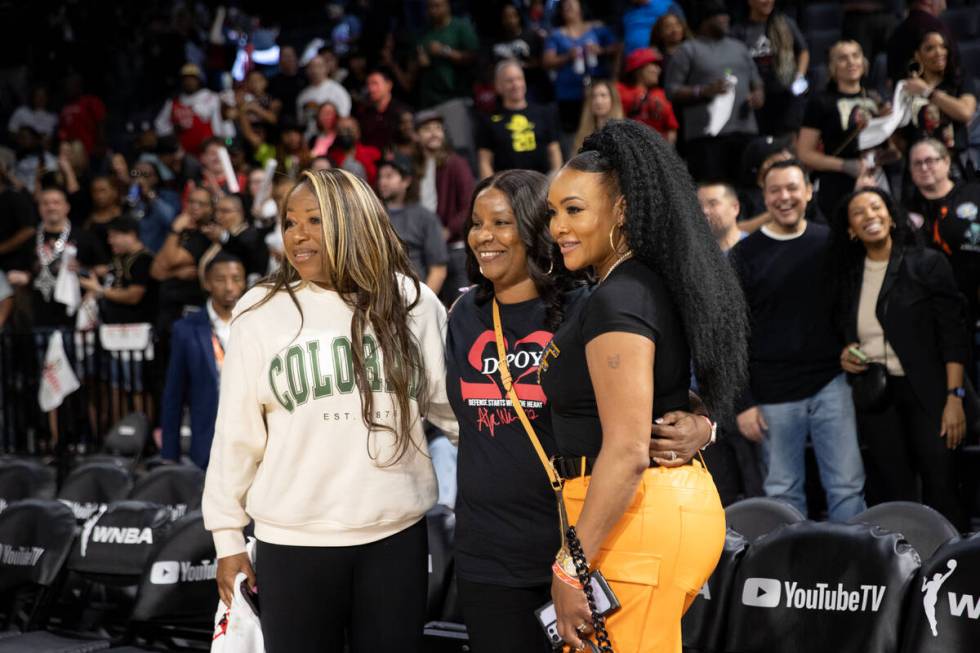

{"left": 0, "top": 187, "right": 37, "bottom": 271}
{"left": 84, "top": 216, "right": 120, "bottom": 263}
{"left": 158, "top": 229, "right": 210, "bottom": 316}
{"left": 802, "top": 88, "right": 881, "bottom": 216}
{"left": 901, "top": 77, "right": 977, "bottom": 156}
{"left": 446, "top": 287, "right": 586, "bottom": 587}
{"left": 802, "top": 88, "right": 881, "bottom": 159}
{"left": 539, "top": 259, "right": 690, "bottom": 458}
{"left": 30, "top": 226, "right": 106, "bottom": 328}
{"left": 730, "top": 223, "right": 843, "bottom": 405}
{"left": 910, "top": 181, "right": 980, "bottom": 322}
{"left": 477, "top": 103, "right": 557, "bottom": 175}
{"left": 101, "top": 250, "right": 157, "bottom": 324}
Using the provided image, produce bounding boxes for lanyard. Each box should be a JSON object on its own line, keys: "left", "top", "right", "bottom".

{"left": 211, "top": 331, "right": 225, "bottom": 373}
{"left": 492, "top": 298, "right": 569, "bottom": 546}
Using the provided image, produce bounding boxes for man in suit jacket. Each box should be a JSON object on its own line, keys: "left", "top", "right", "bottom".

{"left": 161, "top": 252, "right": 246, "bottom": 468}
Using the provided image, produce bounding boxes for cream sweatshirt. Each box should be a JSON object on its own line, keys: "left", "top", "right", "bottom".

{"left": 202, "top": 277, "right": 459, "bottom": 558}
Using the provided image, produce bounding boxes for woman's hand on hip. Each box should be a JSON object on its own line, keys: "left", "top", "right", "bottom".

{"left": 650, "top": 411, "right": 709, "bottom": 466}
{"left": 941, "top": 396, "right": 966, "bottom": 449}
{"left": 552, "top": 574, "right": 592, "bottom": 651}
{"left": 217, "top": 552, "right": 256, "bottom": 608}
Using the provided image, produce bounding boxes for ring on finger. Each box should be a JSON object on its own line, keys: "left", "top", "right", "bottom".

{"left": 576, "top": 623, "right": 589, "bottom": 633}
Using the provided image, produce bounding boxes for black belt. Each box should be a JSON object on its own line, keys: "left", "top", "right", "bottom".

{"left": 553, "top": 455, "right": 692, "bottom": 480}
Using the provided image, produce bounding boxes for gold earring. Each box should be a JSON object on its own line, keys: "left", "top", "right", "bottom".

{"left": 609, "top": 223, "right": 624, "bottom": 254}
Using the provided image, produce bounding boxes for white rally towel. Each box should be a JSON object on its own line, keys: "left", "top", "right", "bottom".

{"left": 857, "top": 81, "right": 914, "bottom": 151}
{"left": 211, "top": 540, "right": 263, "bottom": 653}
{"left": 53, "top": 245, "right": 81, "bottom": 316}
{"left": 705, "top": 73, "right": 738, "bottom": 137}
{"left": 38, "top": 331, "right": 81, "bottom": 412}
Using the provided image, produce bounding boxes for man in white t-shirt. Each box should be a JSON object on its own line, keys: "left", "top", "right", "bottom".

{"left": 7, "top": 85, "right": 58, "bottom": 143}
{"left": 296, "top": 53, "right": 352, "bottom": 136}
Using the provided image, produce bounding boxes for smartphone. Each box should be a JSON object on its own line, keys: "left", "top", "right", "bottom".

{"left": 240, "top": 578, "right": 260, "bottom": 616}
{"left": 535, "top": 571, "right": 620, "bottom": 647}
{"left": 848, "top": 346, "right": 869, "bottom": 363}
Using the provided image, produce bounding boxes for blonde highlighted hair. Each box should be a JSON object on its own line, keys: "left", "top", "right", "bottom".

{"left": 243, "top": 168, "right": 428, "bottom": 465}
{"left": 573, "top": 80, "right": 624, "bottom": 153}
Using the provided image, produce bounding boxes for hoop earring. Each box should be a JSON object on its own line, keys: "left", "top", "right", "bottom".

{"left": 546, "top": 259, "right": 555, "bottom": 275}
{"left": 609, "top": 223, "right": 623, "bottom": 254}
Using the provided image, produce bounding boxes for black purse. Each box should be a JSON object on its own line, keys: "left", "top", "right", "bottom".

{"left": 850, "top": 362, "right": 891, "bottom": 413}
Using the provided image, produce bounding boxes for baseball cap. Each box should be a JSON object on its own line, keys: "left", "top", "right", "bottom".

{"left": 624, "top": 47, "right": 664, "bottom": 74}
{"left": 414, "top": 109, "right": 444, "bottom": 130}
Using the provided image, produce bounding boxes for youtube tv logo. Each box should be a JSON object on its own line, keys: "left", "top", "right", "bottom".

{"left": 150, "top": 560, "right": 179, "bottom": 585}
{"left": 743, "top": 577, "right": 781, "bottom": 608}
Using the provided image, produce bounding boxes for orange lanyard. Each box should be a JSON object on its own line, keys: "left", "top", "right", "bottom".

{"left": 211, "top": 332, "right": 225, "bottom": 372}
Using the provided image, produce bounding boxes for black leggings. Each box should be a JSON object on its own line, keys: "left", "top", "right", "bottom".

{"left": 457, "top": 577, "right": 553, "bottom": 653}
{"left": 857, "top": 375, "right": 965, "bottom": 530}
{"left": 255, "top": 519, "right": 428, "bottom": 653}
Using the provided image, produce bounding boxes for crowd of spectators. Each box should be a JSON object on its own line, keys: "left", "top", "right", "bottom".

{"left": 1, "top": 0, "right": 979, "bottom": 524}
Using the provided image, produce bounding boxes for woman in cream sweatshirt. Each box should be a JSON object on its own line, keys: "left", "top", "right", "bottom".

{"left": 202, "top": 168, "right": 458, "bottom": 652}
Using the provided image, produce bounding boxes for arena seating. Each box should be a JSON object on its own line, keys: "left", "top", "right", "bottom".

{"left": 126, "top": 465, "right": 204, "bottom": 523}
{"left": 724, "top": 497, "right": 806, "bottom": 544}
{"left": 726, "top": 521, "right": 920, "bottom": 653}
{"left": 900, "top": 533, "right": 980, "bottom": 653}
{"left": 56, "top": 464, "right": 133, "bottom": 524}
{"left": 848, "top": 501, "right": 960, "bottom": 560}
{"left": 76, "top": 414, "right": 149, "bottom": 470}
{"left": 5, "top": 443, "right": 980, "bottom": 652}
{"left": 0, "top": 459, "right": 57, "bottom": 511}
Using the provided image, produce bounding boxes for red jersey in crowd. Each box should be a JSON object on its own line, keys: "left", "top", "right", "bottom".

{"left": 617, "top": 83, "right": 679, "bottom": 138}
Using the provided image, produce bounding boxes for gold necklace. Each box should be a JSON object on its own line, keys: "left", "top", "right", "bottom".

{"left": 598, "top": 252, "right": 633, "bottom": 284}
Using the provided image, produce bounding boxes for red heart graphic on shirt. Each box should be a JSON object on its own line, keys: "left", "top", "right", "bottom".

{"left": 460, "top": 329, "right": 551, "bottom": 402}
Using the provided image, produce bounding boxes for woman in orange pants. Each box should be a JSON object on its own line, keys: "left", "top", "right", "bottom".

{"left": 539, "top": 119, "right": 748, "bottom": 652}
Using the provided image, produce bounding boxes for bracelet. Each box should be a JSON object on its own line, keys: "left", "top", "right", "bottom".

{"left": 699, "top": 415, "right": 717, "bottom": 450}
{"left": 552, "top": 561, "right": 583, "bottom": 589}
{"left": 555, "top": 547, "right": 578, "bottom": 578}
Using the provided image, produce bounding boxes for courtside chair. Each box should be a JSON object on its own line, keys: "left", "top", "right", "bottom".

{"left": 847, "top": 501, "right": 960, "bottom": 560}
{"left": 724, "top": 497, "right": 806, "bottom": 544}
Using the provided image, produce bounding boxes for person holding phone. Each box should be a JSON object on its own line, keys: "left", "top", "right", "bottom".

{"left": 202, "top": 169, "right": 458, "bottom": 652}
{"left": 447, "top": 168, "right": 714, "bottom": 652}
{"left": 541, "top": 120, "right": 747, "bottom": 652}
{"left": 831, "top": 187, "right": 967, "bottom": 528}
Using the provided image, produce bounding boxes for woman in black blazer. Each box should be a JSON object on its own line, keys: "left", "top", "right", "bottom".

{"left": 830, "top": 187, "right": 968, "bottom": 529}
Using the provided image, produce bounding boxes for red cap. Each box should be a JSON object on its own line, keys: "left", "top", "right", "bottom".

{"left": 623, "top": 47, "right": 664, "bottom": 74}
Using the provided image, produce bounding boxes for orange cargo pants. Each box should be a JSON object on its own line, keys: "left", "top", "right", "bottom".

{"left": 562, "top": 459, "right": 725, "bottom": 653}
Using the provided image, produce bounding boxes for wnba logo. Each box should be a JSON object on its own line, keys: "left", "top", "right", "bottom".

{"left": 923, "top": 559, "right": 980, "bottom": 638}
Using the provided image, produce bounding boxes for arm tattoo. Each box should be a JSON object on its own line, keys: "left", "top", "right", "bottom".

{"left": 607, "top": 354, "right": 620, "bottom": 369}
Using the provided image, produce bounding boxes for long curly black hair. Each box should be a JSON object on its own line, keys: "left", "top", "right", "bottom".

{"left": 464, "top": 169, "right": 577, "bottom": 331}
{"left": 569, "top": 119, "right": 749, "bottom": 419}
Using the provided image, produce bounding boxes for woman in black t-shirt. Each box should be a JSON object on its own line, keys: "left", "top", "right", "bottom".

{"left": 446, "top": 169, "right": 713, "bottom": 653}
{"left": 540, "top": 120, "right": 748, "bottom": 652}
{"left": 905, "top": 138, "right": 980, "bottom": 349}
{"left": 798, "top": 40, "right": 890, "bottom": 221}
{"left": 900, "top": 31, "right": 977, "bottom": 175}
